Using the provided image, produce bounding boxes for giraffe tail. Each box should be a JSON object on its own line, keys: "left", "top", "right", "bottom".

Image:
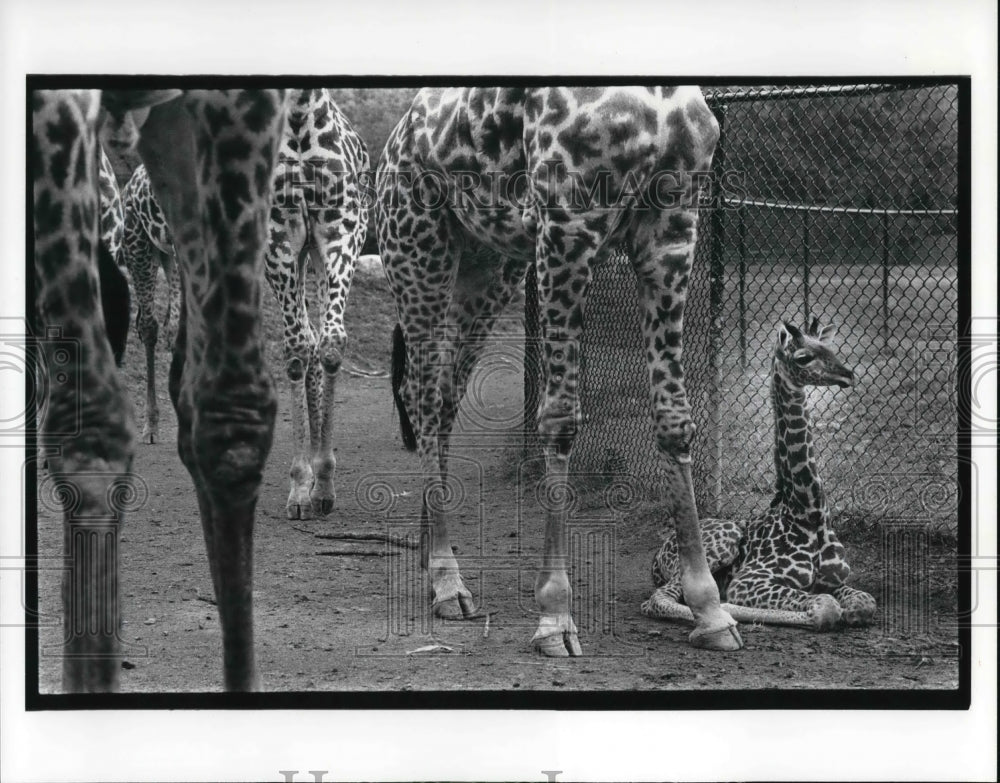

{"left": 391, "top": 323, "right": 417, "bottom": 451}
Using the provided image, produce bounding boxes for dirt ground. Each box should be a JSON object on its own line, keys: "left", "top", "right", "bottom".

{"left": 36, "top": 278, "right": 961, "bottom": 694}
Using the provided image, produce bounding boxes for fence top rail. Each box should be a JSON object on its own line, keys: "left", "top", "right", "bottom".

{"left": 722, "top": 197, "right": 958, "bottom": 216}
{"left": 703, "top": 82, "right": 953, "bottom": 105}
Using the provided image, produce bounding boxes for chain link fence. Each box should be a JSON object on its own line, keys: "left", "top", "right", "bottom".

{"left": 524, "top": 83, "right": 960, "bottom": 532}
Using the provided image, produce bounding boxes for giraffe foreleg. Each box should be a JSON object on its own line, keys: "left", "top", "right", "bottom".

{"left": 827, "top": 585, "right": 876, "bottom": 627}
{"left": 138, "top": 89, "right": 284, "bottom": 690}
{"left": 629, "top": 209, "right": 742, "bottom": 651}
{"left": 34, "top": 90, "right": 138, "bottom": 692}
{"left": 725, "top": 572, "right": 843, "bottom": 631}
{"left": 814, "top": 527, "right": 875, "bottom": 625}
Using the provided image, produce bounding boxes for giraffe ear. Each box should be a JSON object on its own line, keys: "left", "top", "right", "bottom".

{"left": 777, "top": 321, "right": 799, "bottom": 348}
{"left": 816, "top": 322, "right": 839, "bottom": 343}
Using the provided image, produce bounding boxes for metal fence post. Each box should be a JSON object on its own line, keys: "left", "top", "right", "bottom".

{"left": 523, "top": 259, "right": 540, "bottom": 452}
{"left": 738, "top": 207, "right": 748, "bottom": 368}
{"left": 802, "top": 209, "right": 811, "bottom": 323}
{"left": 704, "top": 103, "right": 727, "bottom": 515}
{"left": 881, "top": 211, "right": 891, "bottom": 349}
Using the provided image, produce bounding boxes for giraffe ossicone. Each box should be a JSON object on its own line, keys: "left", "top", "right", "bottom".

{"left": 377, "top": 86, "right": 742, "bottom": 656}
{"left": 642, "top": 317, "right": 878, "bottom": 631}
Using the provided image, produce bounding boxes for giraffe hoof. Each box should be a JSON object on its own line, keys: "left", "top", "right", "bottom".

{"left": 433, "top": 594, "right": 476, "bottom": 620}
{"left": 286, "top": 501, "right": 313, "bottom": 520}
{"left": 533, "top": 632, "right": 583, "bottom": 658}
{"left": 311, "top": 497, "right": 335, "bottom": 517}
{"left": 140, "top": 430, "right": 157, "bottom": 445}
{"left": 689, "top": 623, "right": 744, "bottom": 651}
{"left": 532, "top": 613, "right": 583, "bottom": 657}
{"left": 808, "top": 595, "right": 842, "bottom": 631}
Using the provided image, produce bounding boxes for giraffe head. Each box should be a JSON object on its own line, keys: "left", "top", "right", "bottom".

{"left": 774, "top": 317, "right": 854, "bottom": 390}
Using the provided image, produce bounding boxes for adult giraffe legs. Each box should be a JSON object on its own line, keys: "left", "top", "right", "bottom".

{"left": 33, "top": 90, "right": 137, "bottom": 692}
{"left": 529, "top": 224, "right": 600, "bottom": 657}
{"left": 126, "top": 236, "right": 165, "bottom": 444}
{"left": 138, "top": 90, "right": 283, "bottom": 690}
{"left": 308, "top": 215, "right": 361, "bottom": 516}
{"left": 437, "top": 248, "right": 530, "bottom": 465}
{"left": 629, "top": 208, "right": 742, "bottom": 651}
{"left": 264, "top": 210, "right": 318, "bottom": 520}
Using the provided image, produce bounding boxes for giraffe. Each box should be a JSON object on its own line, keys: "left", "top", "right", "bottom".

{"left": 122, "top": 163, "right": 182, "bottom": 443}
{"left": 376, "top": 86, "right": 743, "bottom": 656}
{"left": 33, "top": 88, "right": 285, "bottom": 692}
{"left": 264, "top": 88, "right": 369, "bottom": 520}
{"left": 641, "top": 318, "right": 878, "bottom": 630}
{"left": 96, "top": 145, "right": 130, "bottom": 367}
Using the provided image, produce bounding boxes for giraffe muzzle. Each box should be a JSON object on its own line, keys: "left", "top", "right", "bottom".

{"left": 834, "top": 370, "right": 854, "bottom": 388}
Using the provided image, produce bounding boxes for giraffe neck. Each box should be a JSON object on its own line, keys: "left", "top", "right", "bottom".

{"left": 770, "top": 359, "right": 827, "bottom": 527}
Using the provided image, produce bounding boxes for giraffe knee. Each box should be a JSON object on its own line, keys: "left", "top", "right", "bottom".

{"left": 318, "top": 334, "right": 346, "bottom": 375}
{"left": 137, "top": 310, "right": 158, "bottom": 345}
{"left": 807, "top": 594, "right": 843, "bottom": 631}
{"left": 653, "top": 415, "right": 697, "bottom": 458}
{"left": 192, "top": 387, "right": 278, "bottom": 506}
{"left": 537, "top": 397, "right": 581, "bottom": 454}
{"left": 284, "top": 344, "right": 313, "bottom": 382}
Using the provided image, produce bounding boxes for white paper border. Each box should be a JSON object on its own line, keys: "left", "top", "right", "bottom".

{"left": 2, "top": 1, "right": 996, "bottom": 780}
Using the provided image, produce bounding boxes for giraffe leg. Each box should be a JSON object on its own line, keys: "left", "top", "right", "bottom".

{"left": 528, "top": 221, "right": 615, "bottom": 657}
{"left": 814, "top": 527, "right": 876, "bottom": 626}
{"left": 628, "top": 208, "right": 742, "bottom": 652}
{"left": 827, "top": 585, "right": 877, "bottom": 626}
{"left": 138, "top": 89, "right": 283, "bottom": 691}
{"left": 379, "top": 181, "right": 476, "bottom": 620}
{"left": 265, "top": 211, "right": 317, "bottom": 520}
{"left": 726, "top": 572, "right": 843, "bottom": 631}
{"left": 124, "top": 228, "right": 161, "bottom": 443}
{"left": 160, "top": 250, "right": 181, "bottom": 352}
{"left": 641, "top": 518, "right": 744, "bottom": 621}
{"left": 438, "top": 248, "right": 530, "bottom": 458}
{"left": 307, "top": 211, "right": 362, "bottom": 517}
{"left": 34, "top": 90, "right": 137, "bottom": 692}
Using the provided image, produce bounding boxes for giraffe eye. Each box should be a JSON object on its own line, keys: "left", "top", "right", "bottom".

{"left": 793, "top": 354, "right": 814, "bottom": 366}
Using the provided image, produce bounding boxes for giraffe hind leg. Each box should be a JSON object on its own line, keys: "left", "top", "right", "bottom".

{"left": 377, "top": 169, "right": 475, "bottom": 620}
{"left": 306, "top": 207, "right": 365, "bottom": 517}
{"left": 627, "top": 206, "right": 742, "bottom": 651}
{"left": 265, "top": 209, "right": 318, "bottom": 520}
{"left": 438, "top": 245, "right": 530, "bottom": 465}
